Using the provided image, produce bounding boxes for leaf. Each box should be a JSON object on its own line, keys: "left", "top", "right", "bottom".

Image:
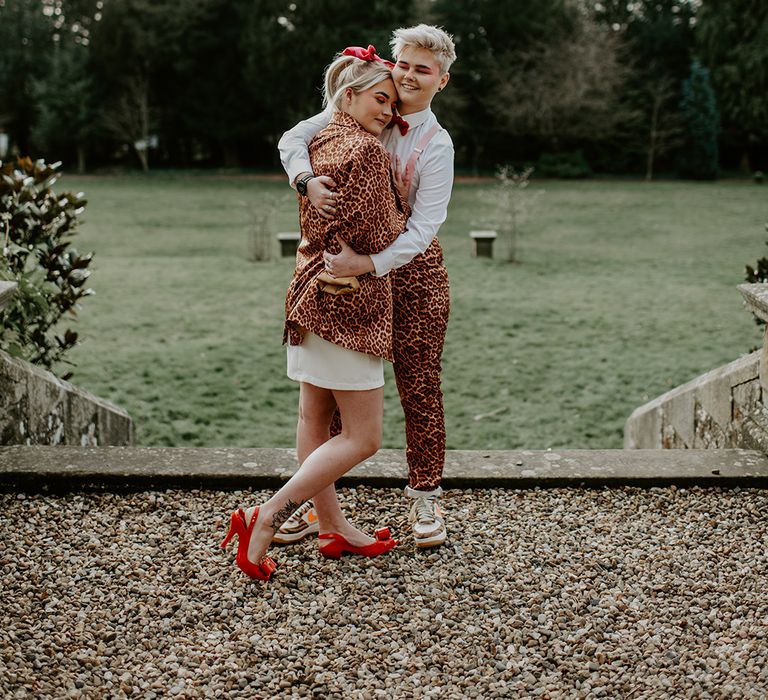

{"left": 5, "top": 342, "right": 24, "bottom": 358}
{"left": 71, "top": 254, "right": 94, "bottom": 269}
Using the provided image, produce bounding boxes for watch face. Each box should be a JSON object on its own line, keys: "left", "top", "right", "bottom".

{"left": 297, "top": 180, "right": 307, "bottom": 195}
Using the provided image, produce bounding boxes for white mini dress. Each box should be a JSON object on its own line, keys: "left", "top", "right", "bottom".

{"left": 287, "top": 331, "right": 384, "bottom": 390}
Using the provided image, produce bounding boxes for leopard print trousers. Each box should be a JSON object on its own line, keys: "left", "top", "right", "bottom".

{"left": 329, "top": 250, "right": 450, "bottom": 491}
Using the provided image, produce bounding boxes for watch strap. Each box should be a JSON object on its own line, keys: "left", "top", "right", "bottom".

{"left": 297, "top": 174, "right": 315, "bottom": 195}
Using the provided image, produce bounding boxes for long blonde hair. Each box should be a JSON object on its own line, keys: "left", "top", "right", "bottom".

{"left": 322, "top": 54, "right": 393, "bottom": 110}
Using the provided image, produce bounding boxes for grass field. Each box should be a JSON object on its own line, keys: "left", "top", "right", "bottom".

{"left": 58, "top": 173, "right": 763, "bottom": 450}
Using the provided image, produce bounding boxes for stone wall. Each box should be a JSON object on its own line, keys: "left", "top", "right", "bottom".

{"left": 624, "top": 351, "right": 760, "bottom": 449}
{"left": 625, "top": 283, "right": 768, "bottom": 453}
{"left": 0, "top": 350, "right": 134, "bottom": 446}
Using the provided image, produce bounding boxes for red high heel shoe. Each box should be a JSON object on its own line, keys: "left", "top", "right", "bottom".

{"left": 318, "top": 527, "right": 398, "bottom": 559}
{"left": 220, "top": 508, "right": 277, "bottom": 581}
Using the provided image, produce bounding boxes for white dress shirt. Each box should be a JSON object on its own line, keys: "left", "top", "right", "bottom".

{"left": 278, "top": 106, "right": 454, "bottom": 276}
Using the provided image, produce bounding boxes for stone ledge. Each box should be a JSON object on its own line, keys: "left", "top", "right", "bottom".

{"left": 1, "top": 446, "right": 767, "bottom": 492}
{"left": 1, "top": 349, "right": 134, "bottom": 446}
{"left": 739, "top": 283, "right": 768, "bottom": 323}
{"left": 736, "top": 404, "right": 768, "bottom": 453}
{"left": 624, "top": 351, "right": 760, "bottom": 449}
{"left": 627, "top": 352, "right": 759, "bottom": 418}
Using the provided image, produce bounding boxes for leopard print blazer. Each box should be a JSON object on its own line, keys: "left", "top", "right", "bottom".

{"left": 284, "top": 112, "right": 410, "bottom": 362}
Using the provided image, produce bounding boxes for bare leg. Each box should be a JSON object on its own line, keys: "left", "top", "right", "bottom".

{"left": 254, "top": 385, "right": 364, "bottom": 548}
{"left": 292, "top": 384, "right": 347, "bottom": 538}
{"left": 246, "top": 382, "right": 383, "bottom": 564}
{"left": 295, "top": 382, "right": 336, "bottom": 463}
{"left": 254, "top": 385, "right": 351, "bottom": 540}
{"left": 312, "top": 482, "right": 375, "bottom": 547}
{"left": 295, "top": 383, "right": 338, "bottom": 522}
{"left": 309, "top": 407, "right": 354, "bottom": 541}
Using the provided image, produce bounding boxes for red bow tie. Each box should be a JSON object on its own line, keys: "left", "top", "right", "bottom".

{"left": 387, "top": 113, "right": 409, "bottom": 136}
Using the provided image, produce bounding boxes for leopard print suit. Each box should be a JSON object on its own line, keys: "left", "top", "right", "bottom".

{"left": 284, "top": 112, "right": 409, "bottom": 360}
{"left": 326, "top": 165, "right": 450, "bottom": 492}
{"left": 390, "top": 239, "right": 449, "bottom": 491}
{"left": 328, "top": 237, "right": 449, "bottom": 491}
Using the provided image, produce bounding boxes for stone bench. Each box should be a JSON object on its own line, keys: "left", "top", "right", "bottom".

{"left": 277, "top": 232, "right": 301, "bottom": 257}
{"left": 469, "top": 230, "right": 497, "bottom": 258}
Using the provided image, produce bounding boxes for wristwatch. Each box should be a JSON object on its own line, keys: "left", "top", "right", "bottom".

{"left": 296, "top": 174, "right": 315, "bottom": 196}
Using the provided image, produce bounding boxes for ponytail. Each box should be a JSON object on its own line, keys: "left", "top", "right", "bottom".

{"left": 322, "top": 54, "right": 393, "bottom": 110}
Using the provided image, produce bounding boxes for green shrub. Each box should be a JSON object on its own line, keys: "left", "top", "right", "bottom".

{"left": 536, "top": 151, "right": 592, "bottom": 179}
{"left": 744, "top": 223, "right": 768, "bottom": 327}
{"left": 0, "top": 157, "right": 93, "bottom": 377}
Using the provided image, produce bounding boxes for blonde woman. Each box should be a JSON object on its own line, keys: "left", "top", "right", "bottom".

{"left": 221, "top": 47, "right": 407, "bottom": 580}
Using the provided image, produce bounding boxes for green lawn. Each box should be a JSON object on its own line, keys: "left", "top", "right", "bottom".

{"left": 59, "top": 173, "right": 763, "bottom": 449}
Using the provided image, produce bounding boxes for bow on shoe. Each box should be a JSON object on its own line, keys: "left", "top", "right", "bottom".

{"left": 342, "top": 44, "right": 395, "bottom": 69}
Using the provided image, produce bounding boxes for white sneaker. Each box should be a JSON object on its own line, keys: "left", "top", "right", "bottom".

{"left": 272, "top": 501, "right": 319, "bottom": 544}
{"left": 405, "top": 486, "right": 446, "bottom": 548}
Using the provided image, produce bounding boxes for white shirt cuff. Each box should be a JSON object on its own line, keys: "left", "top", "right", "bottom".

{"left": 287, "top": 159, "right": 314, "bottom": 188}
{"left": 369, "top": 250, "right": 394, "bottom": 277}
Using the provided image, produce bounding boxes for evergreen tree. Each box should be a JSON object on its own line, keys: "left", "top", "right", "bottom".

{"left": 31, "top": 37, "right": 94, "bottom": 172}
{"left": 696, "top": 0, "right": 768, "bottom": 172}
{"left": 679, "top": 59, "right": 719, "bottom": 179}
{"left": 431, "top": 0, "right": 578, "bottom": 171}
{"left": 0, "top": 0, "right": 55, "bottom": 156}
{"left": 591, "top": 0, "right": 697, "bottom": 175}
{"left": 237, "top": 0, "right": 414, "bottom": 167}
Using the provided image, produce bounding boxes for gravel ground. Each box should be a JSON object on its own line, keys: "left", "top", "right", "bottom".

{"left": 1, "top": 485, "right": 767, "bottom": 699}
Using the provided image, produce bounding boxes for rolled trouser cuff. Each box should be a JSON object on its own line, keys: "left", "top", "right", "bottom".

{"left": 404, "top": 485, "right": 443, "bottom": 499}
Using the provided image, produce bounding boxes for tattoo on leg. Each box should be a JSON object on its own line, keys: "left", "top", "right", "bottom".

{"left": 270, "top": 499, "right": 305, "bottom": 532}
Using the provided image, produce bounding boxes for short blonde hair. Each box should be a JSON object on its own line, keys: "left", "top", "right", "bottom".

{"left": 322, "top": 54, "right": 393, "bottom": 110}
{"left": 390, "top": 24, "right": 457, "bottom": 75}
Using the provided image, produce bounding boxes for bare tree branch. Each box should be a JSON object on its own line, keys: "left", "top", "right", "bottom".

{"left": 491, "top": 14, "right": 636, "bottom": 146}
{"left": 100, "top": 74, "right": 151, "bottom": 171}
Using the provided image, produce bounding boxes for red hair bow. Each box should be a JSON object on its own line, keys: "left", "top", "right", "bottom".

{"left": 342, "top": 44, "right": 395, "bottom": 70}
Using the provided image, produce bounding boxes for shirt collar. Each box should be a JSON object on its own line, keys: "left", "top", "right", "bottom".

{"left": 396, "top": 107, "right": 432, "bottom": 130}
{"left": 330, "top": 111, "right": 366, "bottom": 131}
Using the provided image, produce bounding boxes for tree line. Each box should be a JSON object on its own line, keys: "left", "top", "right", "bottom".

{"left": 1, "top": 0, "right": 766, "bottom": 178}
